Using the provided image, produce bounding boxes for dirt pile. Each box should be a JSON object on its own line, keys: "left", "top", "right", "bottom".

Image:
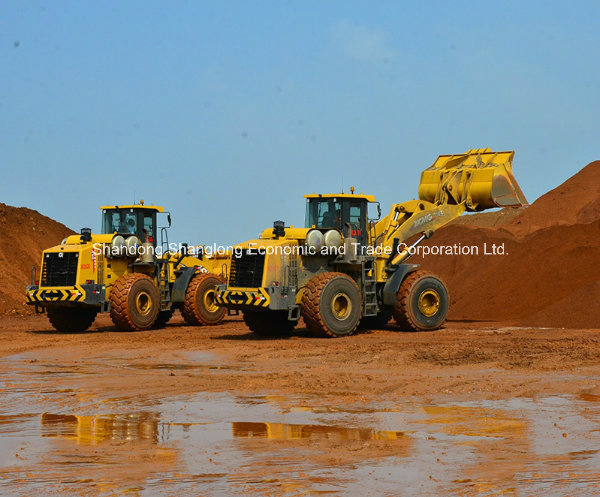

{"left": 420, "top": 161, "right": 600, "bottom": 328}
{"left": 507, "top": 160, "right": 600, "bottom": 236}
{"left": 0, "top": 203, "right": 73, "bottom": 315}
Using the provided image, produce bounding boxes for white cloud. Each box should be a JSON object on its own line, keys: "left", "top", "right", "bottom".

{"left": 331, "top": 20, "right": 394, "bottom": 63}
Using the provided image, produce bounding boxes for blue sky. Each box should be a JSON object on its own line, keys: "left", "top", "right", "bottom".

{"left": 1, "top": 1, "right": 599, "bottom": 245}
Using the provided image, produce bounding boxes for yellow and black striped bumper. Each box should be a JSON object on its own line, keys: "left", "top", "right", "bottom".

{"left": 26, "top": 286, "right": 87, "bottom": 304}
{"left": 215, "top": 288, "right": 270, "bottom": 308}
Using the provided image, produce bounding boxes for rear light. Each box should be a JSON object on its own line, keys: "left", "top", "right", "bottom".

{"left": 86, "top": 280, "right": 94, "bottom": 284}
{"left": 273, "top": 281, "right": 279, "bottom": 286}
{"left": 35, "top": 280, "right": 39, "bottom": 285}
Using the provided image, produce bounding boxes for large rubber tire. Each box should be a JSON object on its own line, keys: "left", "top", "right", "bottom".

{"left": 46, "top": 307, "right": 98, "bottom": 333}
{"left": 181, "top": 273, "right": 226, "bottom": 326}
{"left": 301, "top": 272, "right": 362, "bottom": 337}
{"left": 110, "top": 273, "right": 160, "bottom": 331}
{"left": 393, "top": 271, "right": 449, "bottom": 331}
{"left": 242, "top": 310, "right": 296, "bottom": 337}
{"left": 153, "top": 310, "right": 174, "bottom": 329}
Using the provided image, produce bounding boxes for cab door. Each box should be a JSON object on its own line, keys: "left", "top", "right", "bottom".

{"left": 342, "top": 199, "right": 368, "bottom": 246}
{"left": 139, "top": 210, "right": 157, "bottom": 246}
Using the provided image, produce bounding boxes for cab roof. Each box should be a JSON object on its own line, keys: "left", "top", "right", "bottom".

{"left": 100, "top": 204, "right": 165, "bottom": 212}
{"left": 304, "top": 193, "right": 376, "bottom": 202}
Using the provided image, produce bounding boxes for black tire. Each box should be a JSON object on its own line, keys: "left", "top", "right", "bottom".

{"left": 242, "top": 310, "right": 296, "bottom": 337}
{"left": 393, "top": 271, "right": 449, "bottom": 331}
{"left": 110, "top": 273, "right": 160, "bottom": 331}
{"left": 182, "top": 273, "right": 226, "bottom": 326}
{"left": 153, "top": 310, "right": 174, "bottom": 329}
{"left": 301, "top": 272, "right": 362, "bottom": 337}
{"left": 359, "top": 309, "right": 393, "bottom": 330}
{"left": 46, "top": 306, "right": 98, "bottom": 333}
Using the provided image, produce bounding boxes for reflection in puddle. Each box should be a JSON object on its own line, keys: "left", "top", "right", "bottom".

{"left": 232, "top": 422, "right": 407, "bottom": 441}
{"left": 0, "top": 393, "right": 597, "bottom": 495}
{"left": 421, "top": 405, "right": 526, "bottom": 439}
{"left": 2, "top": 352, "right": 600, "bottom": 495}
{"left": 40, "top": 413, "right": 161, "bottom": 445}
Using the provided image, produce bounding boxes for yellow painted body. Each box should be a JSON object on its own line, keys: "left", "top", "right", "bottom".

{"left": 99, "top": 204, "right": 165, "bottom": 212}
{"left": 217, "top": 149, "right": 527, "bottom": 308}
{"left": 27, "top": 205, "right": 230, "bottom": 309}
{"left": 304, "top": 192, "right": 376, "bottom": 202}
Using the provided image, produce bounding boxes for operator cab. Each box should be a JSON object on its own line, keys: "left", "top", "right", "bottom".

{"left": 304, "top": 192, "right": 376, "bottom": 246}
{"left": 100, "top": 204, "right": 165, "bottom": 246}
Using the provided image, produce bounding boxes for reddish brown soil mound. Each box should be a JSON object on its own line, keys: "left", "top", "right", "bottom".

{"left": 507, "top": 160, "right": 600, "bottom": 236}
{"left": 420, "top": 160, "right": 600, "bottom": 329}
{"left": 450, "top": 207, "right": 525, "bottom": 228}
{"left": 0, "top": 203, "right": 73, "bottom": 315}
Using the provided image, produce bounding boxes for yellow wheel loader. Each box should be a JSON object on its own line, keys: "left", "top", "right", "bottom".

{"left": 26, "top": 203, "right": 230, "bottom": 333}
{"left": 215, "top": 149, "right": 528, "bottom": 337}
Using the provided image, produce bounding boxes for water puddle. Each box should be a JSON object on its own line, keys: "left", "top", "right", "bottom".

{"left": 232, "top": 422, "right": 407, "bottom": 441}
{"left": 1, "top": 352, "right": 600, "bottom": 495}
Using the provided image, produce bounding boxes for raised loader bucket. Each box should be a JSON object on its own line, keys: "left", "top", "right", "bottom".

{"left": 418, "top": 148, "right": 528, "bottom": 211}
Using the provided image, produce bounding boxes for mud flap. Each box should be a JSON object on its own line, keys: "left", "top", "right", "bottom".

{"left": 382, "top": 264, "right": 419, "bottom": 306}
{"left": 171, "top": 267, "right": 198, "bottom": 303}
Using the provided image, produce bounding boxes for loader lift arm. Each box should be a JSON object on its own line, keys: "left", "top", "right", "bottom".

{"left": 214, "top": 147, "right": 529, "bottom": 338}
{"left": 373, "top": 148, "right": 528, "bottom": 268}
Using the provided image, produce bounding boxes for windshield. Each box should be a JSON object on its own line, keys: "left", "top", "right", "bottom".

{"left": 305, "top": 199, "right": 342, "bottom": 229}
{"left": 102, "top": 209, "right": 138, "bottom": 235}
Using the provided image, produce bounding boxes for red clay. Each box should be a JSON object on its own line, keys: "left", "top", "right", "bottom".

{"left": 0, "top": 203, "right": 73, "bottom": 316}
{"left": 420, "top": 160, "right": 600, "bottom": 328}
{"left": 2, "top": 161, "right": 600, "bottom": 330}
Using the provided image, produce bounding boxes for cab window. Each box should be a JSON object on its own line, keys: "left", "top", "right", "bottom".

{"left": 123, "top": 212, "right": 137, "bottom": 234}
{"left": 103, "top": 211, "right": 121, "bottom": 233}
{"left": 305, "top": 199, "right": 342, "bottom": 229}
{"left": 101, "top": 209, "right": 138, "bottom": 235}
{"left": 341, "top": 200, "right": 365, "bottom": 241}
{"left": 143, "top": 212, "right": 155, "bottom": 243}
{"left": 349, "top": 202, "right": 361, "bottom": 227}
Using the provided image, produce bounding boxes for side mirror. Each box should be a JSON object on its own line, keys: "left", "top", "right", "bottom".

{"left": 369, "top": 202, "right": 382, "bottom": 221}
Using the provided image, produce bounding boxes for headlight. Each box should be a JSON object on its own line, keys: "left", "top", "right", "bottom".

{"left": 306, "top": 229, "right": 324, "bottom": 251}
{"left": 61, "top": 238, "right": 67, "bottom": 245}
{"left": 324, "top": 229, "right": 342, "bottom": 249}
{"left": 111, "top": 235, "right": 126, "bottom": 256}
{"left": 124, "top": 236, "right": 141, "bottom": 257}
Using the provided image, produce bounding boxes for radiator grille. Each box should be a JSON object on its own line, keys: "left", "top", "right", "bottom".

{"left": 229, "top": 250, "right": 265, "bottom": 288}
{"left": 41, "top": 252, "right": 78, "bottom": 287}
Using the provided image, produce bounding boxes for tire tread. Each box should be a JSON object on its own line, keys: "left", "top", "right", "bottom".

{"left": 301, "top": 272, "right": 361, "bottom": 337}
{"left": 109, "top": 273, "right": 158, "bottom": 331}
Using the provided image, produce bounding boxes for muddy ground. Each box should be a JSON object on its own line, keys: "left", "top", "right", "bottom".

{"left": 1, "top": 313, "right": 599, "bottom": 495}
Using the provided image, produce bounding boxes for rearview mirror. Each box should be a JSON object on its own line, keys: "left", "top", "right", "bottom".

{"left": 369, "top": 202, "right": 382, "bottom": 221}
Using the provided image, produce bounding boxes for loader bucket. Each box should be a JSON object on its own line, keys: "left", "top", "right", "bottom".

{"left": 418, "top": 148, "right": 528, "bottom": 211}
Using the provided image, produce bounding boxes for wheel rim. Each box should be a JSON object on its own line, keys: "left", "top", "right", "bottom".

{"left": 418, "top": 289, "right": 440, "bottom": 317}
{"left": 203, "top": 289, "right": 218, "bottom": 313}
{"left": 331, "top": 293, "right": 352, "bottom": 320}
{"left": 135, "top": 291, "right": 153, "bottom": 316}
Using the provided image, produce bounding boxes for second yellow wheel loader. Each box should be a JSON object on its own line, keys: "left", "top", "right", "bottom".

{"left": 215, "top": 148, "right": 528, "bottom": 337}
{"left": 26, "top": 203, "right": 230, "bottom": 333}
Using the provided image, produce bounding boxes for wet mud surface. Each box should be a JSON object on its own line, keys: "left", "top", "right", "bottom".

{"left": 1, "top": 314, "right": 599, "bottom": 495}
